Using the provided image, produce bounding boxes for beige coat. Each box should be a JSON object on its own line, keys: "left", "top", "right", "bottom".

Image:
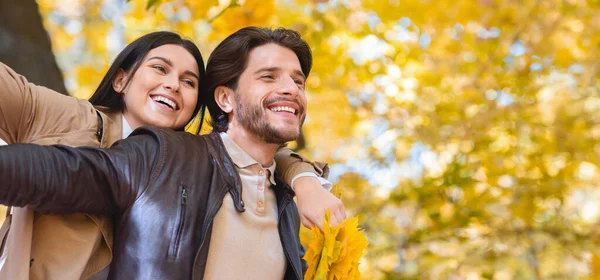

{"left": 0, "top": 62, "right": 327, "bottom": 279}
{"left": 0, "top": 61, "right": 124, "bottom": 279}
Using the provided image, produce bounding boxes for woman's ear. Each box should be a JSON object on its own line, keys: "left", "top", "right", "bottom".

{"left": 112, "top": 69, "right": 128, "bottom": 94}
{"left": 214, "top": 85, "right": 234, "bottom": 113}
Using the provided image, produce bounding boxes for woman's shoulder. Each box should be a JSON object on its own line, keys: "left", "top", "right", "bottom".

{"left": 27, "top": 100, "right": 101, "bottom": 146}
{"left": 0, "top": 62, "right": 101, "bottom": 145}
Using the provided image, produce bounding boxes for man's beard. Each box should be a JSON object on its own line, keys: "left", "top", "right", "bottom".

{"left": 234, "top": 92, "right": 304, "bottom": 144}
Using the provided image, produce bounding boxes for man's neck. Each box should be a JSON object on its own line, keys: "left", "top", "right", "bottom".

{"left": 225, "top": 128, "right": 280, "bottom": 167}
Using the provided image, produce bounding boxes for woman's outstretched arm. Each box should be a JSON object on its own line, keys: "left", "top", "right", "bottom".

{"left": 275, "top": 148, "right": 346, "bottom": 230}
{"left": 0, "top": 62, "right": 96, "bottom": 144}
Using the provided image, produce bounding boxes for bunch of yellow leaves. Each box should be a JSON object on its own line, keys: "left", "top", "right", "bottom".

{"left": 301, "top": 211, "right": 369, "bottom": 280}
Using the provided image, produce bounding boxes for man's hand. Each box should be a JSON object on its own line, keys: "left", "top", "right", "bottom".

{"left": 293, "top": 176, "right": 346, "bottom": 231}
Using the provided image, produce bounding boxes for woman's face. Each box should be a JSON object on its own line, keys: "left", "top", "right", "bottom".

{"left": 116, "top": 44, "right": 200, "bottom": 130}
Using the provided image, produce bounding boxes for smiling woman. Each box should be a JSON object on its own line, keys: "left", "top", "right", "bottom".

{"left": 0, "top": 31, "right": 207, "bottom": 280}
{"left": 0, "top": 30, "right": 338, "bottom": 280}
{"left": 88, "top": 32, "right": 206, "bottom": 133}
{"left": 114, "top": 44, "right": 201, "bottom": 130}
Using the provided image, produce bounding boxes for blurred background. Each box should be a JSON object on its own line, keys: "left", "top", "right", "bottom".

{"left": 1, "top": 0, "right": 600, "bottom": 278}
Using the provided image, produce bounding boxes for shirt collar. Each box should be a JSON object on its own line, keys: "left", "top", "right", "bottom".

{"left": 219, "top": 132, "right": 276, "bottom": 185}
{"left": 122, "top": 115, "right": 134, "bottom": 139}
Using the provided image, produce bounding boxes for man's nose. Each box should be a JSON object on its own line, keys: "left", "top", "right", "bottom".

{"left": 277, "top": 76, "right": 300, "bottom": 96}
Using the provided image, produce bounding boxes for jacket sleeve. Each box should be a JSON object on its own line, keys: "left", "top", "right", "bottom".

{"left": 274, "top": 147, "right": 330, "bottom": 185}
{"left": 0, "top": 62, "right": 95, "bottom": 144}
{"left": 0, "top": 127, "right": 165, "bottom": 215}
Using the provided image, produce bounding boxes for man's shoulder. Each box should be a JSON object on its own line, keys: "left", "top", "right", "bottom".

{"left": 129, "top": 126, "right": 204, "bottom": 138}
{"left": 127, "top": 126, "right": 218, "bottom": 151}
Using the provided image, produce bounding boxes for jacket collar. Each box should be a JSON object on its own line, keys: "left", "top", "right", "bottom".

{"left": 95, "top": 107, "right": 123, "bottom": 147}
{"left": 207, "top": 132, "right": 295, "bottom": 210}
{"left": 207, "top": 132, "right": 245, "bottom": 212}
{"left": 218, "top": 132, "right": 276, "bottom": 185}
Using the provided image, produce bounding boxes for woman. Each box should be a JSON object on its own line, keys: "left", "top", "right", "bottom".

{"left": 0, "top": 31, "right": 342, "bottom": 279}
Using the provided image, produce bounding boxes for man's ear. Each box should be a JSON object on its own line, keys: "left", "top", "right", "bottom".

{"left": 112, "top": 69, "right": 128, "bottom": 94}
{"left": 214, "top": 85, "right": 234, "bottom": 113}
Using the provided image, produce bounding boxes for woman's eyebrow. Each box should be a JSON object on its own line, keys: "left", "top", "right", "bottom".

{"left": 183, "top": 70, "right": 199, "bottom": 81}
{"left": 147, "top": 56, "right": 199, "bottom": 80}
{"left": 147, "top": 56, "right": 172, "bottom": 66}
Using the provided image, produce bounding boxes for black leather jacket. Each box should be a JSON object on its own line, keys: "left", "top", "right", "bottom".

{"left": 0, "top": 127, "right": 305, "bottom": 279}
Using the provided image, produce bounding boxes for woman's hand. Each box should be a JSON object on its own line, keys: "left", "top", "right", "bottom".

{"left": 293, "top": 176, "right": 346, "bottom": 231}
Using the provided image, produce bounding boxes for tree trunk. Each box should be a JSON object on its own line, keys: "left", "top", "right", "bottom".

{"left": 0, "top": 0, "right": 67, "bottom": 95}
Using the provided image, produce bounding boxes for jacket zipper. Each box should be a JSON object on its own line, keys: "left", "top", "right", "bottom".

{"left": 192, "top": 212, "right": 214, "bottom": 280}
{"left": 277, "top": 198, "right": 301, "bottom": 280}
{"left": 169, "top": 186, "right": 187, "bottom": 258}
{"left": 196, "top": 219, "right": 213, "bottom": 258}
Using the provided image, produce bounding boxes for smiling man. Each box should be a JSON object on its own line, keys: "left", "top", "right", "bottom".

{"left": 202, "top": 28, "right": 312, "bottom": 279}
{"left": 0, "top": 27, "right": 315, "bottom": 279}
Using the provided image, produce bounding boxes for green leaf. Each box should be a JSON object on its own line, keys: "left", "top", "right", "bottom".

{"left": 146, "top": 0, "right": 161, "bottom": 10}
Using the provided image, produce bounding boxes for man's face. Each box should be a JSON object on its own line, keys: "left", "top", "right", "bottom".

{"left": 231, "top": 43, "right": 308, "bottom": 144}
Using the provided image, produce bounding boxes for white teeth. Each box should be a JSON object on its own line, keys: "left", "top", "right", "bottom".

{"left": 152, "top": 96, "right": 177, "bottom": 109}
{"left": 270, "top": 106, "right": 296, "bottom": 114}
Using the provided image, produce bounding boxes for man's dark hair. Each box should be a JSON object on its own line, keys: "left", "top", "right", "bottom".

{"left": 204, "top": 26, "right": 313, "bottom": 132}
{"left": 88, "top": 31, "right": 207, "bottom": 133}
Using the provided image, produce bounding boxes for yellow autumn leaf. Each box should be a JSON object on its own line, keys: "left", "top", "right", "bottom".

{"left": 302, "top": 226, "right": 324, "bottom": 280}
{"left": 303, "top": 211, "right": 368, "bottom": 280}
{"left": 209, "top": 0, "right": 275, "bottom": 38}
{"left": 184, "top": 0, "right": 218, "bottom": 18}
{"left": 592, "top": 253, "right": 600, "bottom": 278}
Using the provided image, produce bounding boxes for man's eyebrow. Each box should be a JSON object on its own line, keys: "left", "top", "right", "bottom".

{"left": 293, "top": 69, "right": 306, "bottom": 80}
{"left": 254, "top": 67, "right": 306, "bottom": 80}
{"left": 147, "top": 56, "right": 199, "bottom": 81}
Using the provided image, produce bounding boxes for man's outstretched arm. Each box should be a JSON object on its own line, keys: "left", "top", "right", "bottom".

{"left": 0, "top": 127, "right": 164, "bottom": 215}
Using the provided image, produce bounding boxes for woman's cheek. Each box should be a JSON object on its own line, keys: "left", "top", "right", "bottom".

{"left": 184, "top": 92, "right": 198, "bottom": 113}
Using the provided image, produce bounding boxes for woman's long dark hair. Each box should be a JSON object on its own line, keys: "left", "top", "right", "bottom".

{"left": 88, "top": 31, "right": 207, "bottom": 133}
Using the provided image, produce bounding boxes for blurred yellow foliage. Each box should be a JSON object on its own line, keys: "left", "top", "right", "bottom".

{"left": 30, "top": 0, "right": 600, "bottom": 278}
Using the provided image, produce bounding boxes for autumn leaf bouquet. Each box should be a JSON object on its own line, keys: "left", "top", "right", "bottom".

{"left": 301, "top": 211, "right": 369, "bottom": 280}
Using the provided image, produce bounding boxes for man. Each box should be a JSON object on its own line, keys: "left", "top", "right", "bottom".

{"left": 0, "top": 27, "right": 319, "bottom": 279}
